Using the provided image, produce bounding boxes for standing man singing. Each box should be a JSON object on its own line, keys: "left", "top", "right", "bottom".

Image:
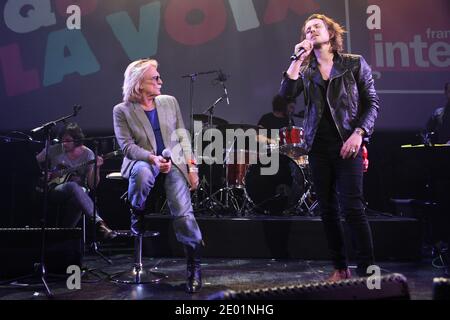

{"left": 113, "top": 59, "right": 203, "bottom": 293}
{"left": 279, "top": 14, "right": 380, "bottom": 281}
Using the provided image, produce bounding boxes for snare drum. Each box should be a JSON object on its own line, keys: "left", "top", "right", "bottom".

{"left": 279, "top": 126, "right": 307, "bottom": 158}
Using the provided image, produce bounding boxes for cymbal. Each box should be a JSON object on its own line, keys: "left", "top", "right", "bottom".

{"left": 218, "top": 123, "right": 260, "bottom": 131}
{"left": 193, "top": 114, "right": 228, "bottom": 126}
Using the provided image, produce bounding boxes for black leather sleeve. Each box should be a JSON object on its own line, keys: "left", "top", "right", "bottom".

{"left": 355, "top": 56, "right": 380, "bottom": 138}
{"left": 279, "top": 71, "right": 304, "bottom": 100}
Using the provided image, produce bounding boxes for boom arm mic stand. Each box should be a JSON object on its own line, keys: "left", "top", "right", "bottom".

{"left": 181, "top": 70, "right": 217, "bottom": 142}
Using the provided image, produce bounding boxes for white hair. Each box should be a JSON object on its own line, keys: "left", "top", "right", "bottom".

{"left": 122, "top": 59, "right": 158, "bottom": 103}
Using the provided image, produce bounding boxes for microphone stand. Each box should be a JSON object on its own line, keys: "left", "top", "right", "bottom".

{"left": 204, "top": 95, "right": 226, "bottom": 201}
{"left": 89, "top": 139, "right": 113, "bottom": 265}
{"left": 181, "top": 70, "right": 218, "bottom": 213}
{"left": 181, "top": 70, "right": 217, "bottom": 142}
{"left": 0, "top": 106, "right": 81, "bottom": 297}
{"left": 196, "top": 95, "right": 228, "bottom": 215}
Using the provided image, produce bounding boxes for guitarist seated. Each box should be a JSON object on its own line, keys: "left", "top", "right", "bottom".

{"left": 36, "top": 122, "right": 117, "bottom": 239}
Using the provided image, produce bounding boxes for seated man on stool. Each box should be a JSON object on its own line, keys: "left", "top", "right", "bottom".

{"left": 113, "top": 58, "right": 203, "bottom": 293}
{"left": 36, "top": 122, "right": 117, "bottom": 239}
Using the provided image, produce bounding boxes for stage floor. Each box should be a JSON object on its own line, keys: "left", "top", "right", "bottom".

{"left": 0, "top": 253, "right": 447, "bottom": 300}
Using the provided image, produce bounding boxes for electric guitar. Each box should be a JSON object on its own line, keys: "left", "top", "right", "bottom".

{"left": 37, "top": 150, "right": 122, "bottom": 191}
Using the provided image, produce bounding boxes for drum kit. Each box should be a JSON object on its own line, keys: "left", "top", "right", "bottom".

{"left": 192, "top": 114, "right": 318, "bottom": 216}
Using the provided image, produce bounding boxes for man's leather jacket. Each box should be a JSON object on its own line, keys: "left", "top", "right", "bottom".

{"left": 279, "top": 53, "right": 380, "bottom": 151}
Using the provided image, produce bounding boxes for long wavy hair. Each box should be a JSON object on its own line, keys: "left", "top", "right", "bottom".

{"left": 300, "top": 14, "right": 346, "bottom": 65}
{"left": 122, "top": 59, "right": 158, "bottom": 103}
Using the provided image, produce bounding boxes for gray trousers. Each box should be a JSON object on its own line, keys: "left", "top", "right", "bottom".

{"left": 51, "top": 181, "right": 103, "bottom": 227}
{"left": 128, "top": 161, "right": 202, "bottom": 249}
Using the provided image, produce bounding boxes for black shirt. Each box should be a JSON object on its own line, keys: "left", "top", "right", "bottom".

{"left": 258, "top": 113, "right": 295, "bottom": 130}
{"left": 312, "top": 79, "right": 341, "bottom": 148}
{"left": 258, "top": 113, "right": 295, "bottom": 140}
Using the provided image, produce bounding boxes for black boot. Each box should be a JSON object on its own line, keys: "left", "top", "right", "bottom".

{"left": 184, "top": 243, "right": 202, "bottom": 293}
{"left": 96, "top": 221, "right": 117, "bottom": 240}
{"left": 130, "top": 208, "right": 146, "bottom": 236}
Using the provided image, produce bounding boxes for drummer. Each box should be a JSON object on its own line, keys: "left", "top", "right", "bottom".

{"left": 257, "top": 94, "right": 297, "bottom": 133}
{"left": 257, "top": 94, "right": 303, "bottom": 214}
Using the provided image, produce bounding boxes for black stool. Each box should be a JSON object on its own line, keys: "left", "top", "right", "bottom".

{"left": 106, "top": 172, "right": 167, "bottom": 284}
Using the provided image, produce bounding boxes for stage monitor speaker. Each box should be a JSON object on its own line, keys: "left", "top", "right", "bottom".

{"left": 208, "top": 273, "right": 410, "bottom": 300}
{"left": 433, "top": 277, "right": 450, "bottom": 300}
{"left": 0, "top": 228, "right": 82, "bottom": 280}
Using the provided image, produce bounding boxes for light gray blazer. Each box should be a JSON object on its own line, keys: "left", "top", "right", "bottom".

{"left": 113, "top": 95, "right": 193, "bottom": 184}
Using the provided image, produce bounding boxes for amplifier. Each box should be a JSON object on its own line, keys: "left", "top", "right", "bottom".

{"left": 0, "top": 228, "right": 82, "bottom": 279}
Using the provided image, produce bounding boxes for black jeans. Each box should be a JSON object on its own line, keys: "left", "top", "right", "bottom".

{"left": 309, "top": 143, "right": 374, "bottom": 271}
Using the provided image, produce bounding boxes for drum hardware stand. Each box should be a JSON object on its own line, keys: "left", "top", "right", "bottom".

{"left": 251, "top": 193, "right": 286, "bottom": 216}
{"left": 211, "top": 136, "right": 257, "bottom": 216}
{"left": 295, "top": 165, "right": 318, "bottom": 215}
{"left": 207, "top": 185, "right": 257, "bottom": 216}
{"left": 280, "top": 162, "right": 318, "bottom": 216}
{"left": 193, "top": 175, "right": 220, "bottom": 216}
{"left": 296, "top": 187, "right": 318, "bottom": 216}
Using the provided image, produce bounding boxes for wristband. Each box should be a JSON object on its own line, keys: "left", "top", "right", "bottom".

{"left": 354, "top": 128, "right": 365, "bottom": 137}
{"left": 188, "top": 166, "right": 198, "bottom": 173}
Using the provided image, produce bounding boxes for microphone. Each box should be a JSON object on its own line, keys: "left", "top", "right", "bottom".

{"left": 161, "top": 148, "right": 172, "bottom": 162}
{"left": 290, "top": 47, "right": 306, "bottom": 61}
{"left": 291, "top": 40, "right": 329, "bottom": 61}
{"left": 181, "top": 70, "right": 217, "bottom": 78}
{"left": 73, "top": 105, "right": 82, "bottom": 115}
{"left": 215, "top": 69, "right": 228, "bottom": 82}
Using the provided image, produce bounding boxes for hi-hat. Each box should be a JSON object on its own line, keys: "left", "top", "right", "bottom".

{"left": 193, "top": 114, "right": 228, "bottom": 126}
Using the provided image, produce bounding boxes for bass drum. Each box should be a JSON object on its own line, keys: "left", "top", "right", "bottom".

{"left": 245, "top": 153, "right": 306, "bottom": 215}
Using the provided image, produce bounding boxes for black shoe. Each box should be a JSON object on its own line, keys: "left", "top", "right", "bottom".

{"left": 356, "top": 263, "right": 376, "bottom": 277}
{"left": 184, "top": 243, "right": 203, "bottom": 293}
{"left": 186, "top": 263, "right": 202, "bottom": 294}
{"left": 96, "top": 221, "right": 117, "bottom": 240}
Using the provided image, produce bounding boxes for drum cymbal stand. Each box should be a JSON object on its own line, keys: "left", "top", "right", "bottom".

{"left": 205, "top": 182, "right": 257, "bottom": 216}
{"left": 194, "top": 172, "right": 221, "bottom": 216}
{"left": 198, "top": 137, "right": 238, "bottom": 215}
